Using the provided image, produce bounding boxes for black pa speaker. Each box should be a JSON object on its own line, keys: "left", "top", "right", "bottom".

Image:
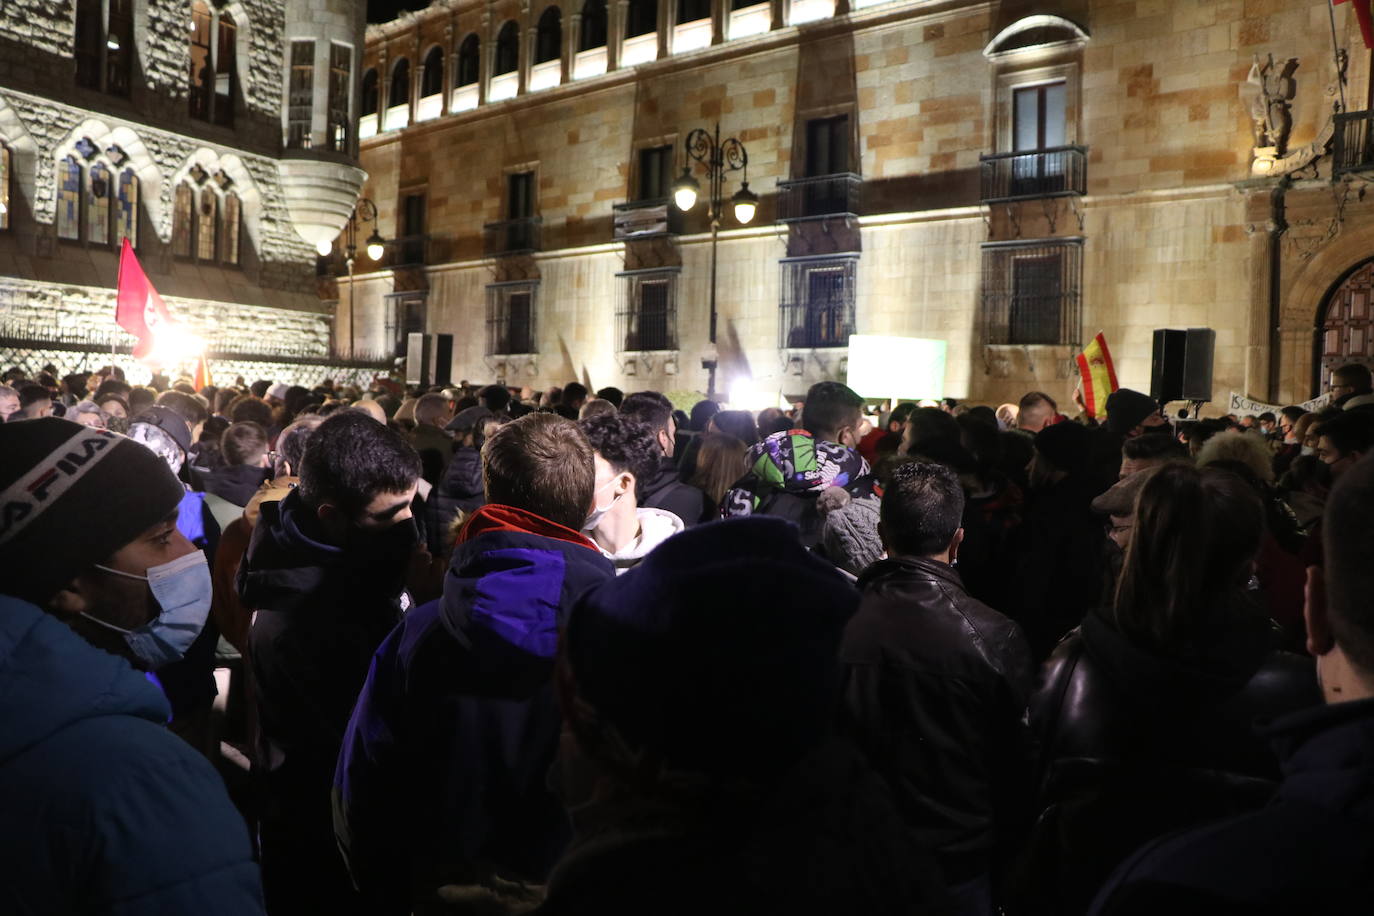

{"left": 1150, "top": 328, "right": 1215, "bottom": 403}
{"left": 433, "top": 334, "right": 453, "bottom": 387}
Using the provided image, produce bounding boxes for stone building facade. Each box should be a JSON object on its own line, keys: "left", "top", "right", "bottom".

{"left": 347, "top": 0, "right": 1374, "bottom": 409}
{"left": 0, "top": 0, "right": 375, "bottom": 387}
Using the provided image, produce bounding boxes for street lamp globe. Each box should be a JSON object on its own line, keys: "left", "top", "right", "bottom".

{"left": 316, "top": 238, "right": 333, "bottom": 257}
{"left": 365, "top": 231, "right": 386, "bottom": 261}
{"left": 731, "top": 181, "right": 759, "bottom": 224}
{"left": 672, "top": 168, "right": 700, "bottom": 212}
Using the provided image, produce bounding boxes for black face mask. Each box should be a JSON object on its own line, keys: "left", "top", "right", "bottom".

{"left": 345, "top": 517, "right": 420, "bottom": 594}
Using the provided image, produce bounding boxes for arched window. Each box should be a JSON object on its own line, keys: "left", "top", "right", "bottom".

{"left": 579, "top": 0, "right": 607, "bottom": 50}
{"left": 190, "top": 1, "right": 236, "bottom": 124}
{"left": 57, "top": 157, "right": 83, "bottom": 241}
{"left": 535, "top": 8, "right": 561, "bottom": 64}
{"left": 87, "top": 163, "right": 111, "bottom": 245}
{"left": 75, "top": 0, "right": 132, "bottom": 96}
{"left": 457, "top": 35, "right": 480, "bottom": 86}
{"left": 625, "top": 0, "right": 656, "bottom": 38}
{"left": 389, "top": 58, "right": 410, "bottom": 108}
{"left": 421, "top": 46, "right": 444, "bottom": 97}
{"left": 173, "top": 182, "right": 194, "bottom": 257}
{"left": 0, "top": 143, "right": 10, "bottom": 232}
{"left": 220, "top": 192, "right": 240, "bottom": 265}
{"left": 361, "top": 68, "right": 379, "bottom": 116}
{"left": 495, "top": 21, "right": 520, "bottom": 75}
{"left": 116, "top": 168, "right": 138, "bottom": 247}
{"left": 196, "top": 191, "right": 218, "bottom": 261}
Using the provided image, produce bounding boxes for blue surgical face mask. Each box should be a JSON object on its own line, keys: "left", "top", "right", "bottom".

{"left": 82, "top": 550, "right": 212, "bottom": 669}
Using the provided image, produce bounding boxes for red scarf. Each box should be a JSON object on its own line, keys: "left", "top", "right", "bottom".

{"left": 457, "top": 503, "right": 600, "bottom": 552}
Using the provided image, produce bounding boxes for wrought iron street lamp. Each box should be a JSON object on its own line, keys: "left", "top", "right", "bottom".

{"left": 672, "top": 123, "right": 756, "bottom": 396}
{"left": 320, "top": 198, "right": 386, "bottom": 359}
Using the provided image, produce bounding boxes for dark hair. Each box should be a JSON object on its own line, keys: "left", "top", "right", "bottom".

{"left": 1323, "top": 454, "right": 1374, "bottom": 673}
{"left": 1333, "top": 363, "right": 1373, "bottom": 392}
{"left": 250, "top": 380, "right": 271, "bottom": 399}
{"left": 880, "top": 461, "right": 965, "bottom": 558}
{"left": 96, "top": 393, "right": 129, "bottom": 416}
{"left": 689, "top": 399, "right": 721, "bottom": 432}
{"left": 1113, "top": 465, "right": 1264, "bottom": 653}
{"left": 17, "top": 384, "right": 49, "bottom": 408}
{"left": 214, "top": 387, "right": 241, "bottom": 415}
{"left": 596, "top": 386, "right": 624, "bottom": 408}
{"left": 889, "top": 402, "right": 918, "bottom": 429}
{"left": 1019, "top": 390, "right": 1058, "bottom": 413}
{"left": 128, "top": 386, "right": 157, "bottom": 414}
{"left": 904, "top": 407, "right": 961, "bottom": 455}
{"left": 478, "top": 383, "right": 511, "bottom": 412}
{"left": 580, "top": 414, "right": 662, "bottom": 503}
{"left": 1317, "top": 410, "right": 1374, "bottom": 458}
{"left": 221, "top": 421, "right": 268, "bottom": 466}
{"left": 156, "top": 390, "right": 209, "bottom": 427}
{"left": 756, "top": 407, "right": 793, "bottom": 437}
{"left": 228, "top": 394, "right": 274, "bottom": 428}
{"left": 199, "top": 415, "right": 230, "bottom": 444}
{"left": 1280, "top": 405, "right": 1307, "bottom": 423}
{"left": 620, "top": 391, "right": 674, "bottom": 438}
{"left": 711, "top": 409, "right": 759, "bottom": 445}
{"left": 563, "top": 382, "right": 589, "bottom": 406}
{"left": 93, "top": 379, "right": 131, "bottom": 401}
{"left": 957, "top": 413, "right": 1002, "bottom": 472}
{"left": 800, "top": 381, "right": 864, "bottom": 441}
{"left": 1257, "top": 411, "right": 1276, "bottom": 423}
{"left": 1122, "top": 431, "right": 1189, "bottom": 462}
{"left": 482, "top": 412, "right": 595, "bottom": 531}
{"left": 276, "top": 415, "right": 324, "bottom": 476}
{"left": 298, "top": 412, "right": 421, "bottom": 518}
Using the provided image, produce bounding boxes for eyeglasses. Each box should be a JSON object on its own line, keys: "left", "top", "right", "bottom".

{"left": 1104, "top": 523, "right": 1133, "bottom": 537}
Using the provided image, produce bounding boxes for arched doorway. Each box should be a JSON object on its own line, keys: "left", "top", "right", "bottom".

{"left": 1315, "top": 257, "right": 1374, "bottom": 394}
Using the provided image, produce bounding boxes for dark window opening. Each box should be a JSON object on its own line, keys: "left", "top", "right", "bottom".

{"left": 421, "top": 46, "right": 444, "bottom": 96}
{"left": 780, "top": 256, "right": 857, "bottom": 349}
{"left": 399, "top": 192, "right": 426, "bottom": 264}
{"left": 637, "top": 145, "right": 672, "bottom": 201}
{"left": 495, "top": 22, "right": 520, "bottom": 75}
{"left": 536, "top": 8, "right": 561, "bottom": 64}
{"left": 679, "top": 0, "right": 710, "bottom": 22}
{"left": 389, "top": 58, "right": 410, "bottom": 107}
{"left": 288, "top": 40, "right": 314, "bottom": 149}
{"left": 579, "top": 0, "right": 607, "bottom": 50}
{"left": 980, "top": 240, "right": 1081, "bottom": 347}
{"left": 805, "top": 114, "right": 850, "bottom": 177}
{"left": 361, "top": 68, "right": 379, "bottom": 116}
{"left": 327, "top": 43, "right": 352, "bottom": 150}
{"left": 626, "top": 0, "right": 656, "bottom": 38}
{"left": 457, "top": 35, "right": 480, "bottom": 85}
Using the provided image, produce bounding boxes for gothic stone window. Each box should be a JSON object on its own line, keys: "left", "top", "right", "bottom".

{"left": 57, "top": 141, "right": 139, "bottom": 246}
{"left": 173, "top": 167, "right": 241, "bottom": 266}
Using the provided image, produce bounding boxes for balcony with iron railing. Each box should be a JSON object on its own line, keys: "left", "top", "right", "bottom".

{"left": 979, "top": 145, "right": 1087, "bottom": 203}
{"left": 389, "top": 234, "right": 428, "bottom": 266}
{"left": 775, "top": 173, "right": 862, "bottom": 222}
{"left": 1334, "top": 110, "right": 1374, "bottom": 174}
{"left": 483, "top": 217, "right": 542, "bottom": 256}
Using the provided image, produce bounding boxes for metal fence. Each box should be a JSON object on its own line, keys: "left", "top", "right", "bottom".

{"left": 980, "top": 146, "right": 1087, "bottom": 203}
{"left": 1334, "top": 110, "right": 1374, "bottom": 175}
{"left": 775, "top": 173, "right": 862, "bottom": 222}
{"left": 483, "top": 217, "right": 542, "bottom": 256}
{"left": 615, "top": 269, "right": 678, "bottom": 352}
{"left": 778, "top": 255, "right": 857, "bottom": 349}
{"left": 979, "top": 238, "right": 1083, "bottom": 347}
{"left": 486, "top": 281, "right": 538, "bottom": 355}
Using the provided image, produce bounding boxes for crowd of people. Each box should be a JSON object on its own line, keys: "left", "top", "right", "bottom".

{"left": 3, "top": 356, "right": 1374, "bottom": 915}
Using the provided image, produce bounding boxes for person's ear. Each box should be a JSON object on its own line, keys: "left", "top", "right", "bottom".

{"left": 1305, "top": 565, "right": 1334, "bottom": 657}
{"left": 948, "top": 527, "right": 965, "bottom": 563}
{"left": 618, "top": 471, "right": 634, "bottom": 498}
{"left": 48, "top": 581, "right": 92, "bottom": 620}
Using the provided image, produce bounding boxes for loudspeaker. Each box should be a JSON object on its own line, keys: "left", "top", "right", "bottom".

{"left": 1150, "top": 328, "right": 1215, "bottom": 403}
{"left": 433, "top": 334, "right": 453, "bottom": 387}
{"left": 405, "top": 332, "right": 431, "bottom": 386}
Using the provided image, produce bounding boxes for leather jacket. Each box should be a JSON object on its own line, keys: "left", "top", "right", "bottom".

{"left": 1014, "top": 608, "right": 1320, "bottom": 915}
{"left": 840, "top": 556, "right": 1035, "bottom": 886}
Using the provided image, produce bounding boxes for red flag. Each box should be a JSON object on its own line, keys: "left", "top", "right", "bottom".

{"left": 116, "top": 238, "right": 172, "bottom": 360}
{"left": 1335, "top": 0, "right": 1374, "bottom": 50}
{"left": 193, "top": 354, "right": 210, "bottom": 391}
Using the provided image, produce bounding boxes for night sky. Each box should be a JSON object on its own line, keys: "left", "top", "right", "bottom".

{"left": 367, "top": 0, "right": 431, "bottom": 24}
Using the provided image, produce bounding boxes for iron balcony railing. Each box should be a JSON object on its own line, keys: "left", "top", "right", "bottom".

{"left": 486, "top": 282, "right": 538, "bottom": 355}
{"left": 616, "top": 269, "right": 679, "bottom": 352}
{"left": 980, "top": 145, "right": 1087, "bottom": 203}
{"left": 775, "top": 173, "right": 862, "bottom": 222}
{"left": 390, "top": 233, "right": 427, "bottom": 266}
{"left": 1334, "top": 110, "right": 1374, "bottom": 174}
{"left": 778, "top": 255, "right": 858, "bottom": 349}
{"left": 483, "top": 217, "right": 542, "bottom": 256}
{"left": 979, "top": 238, "right": 1083, "bottom": 348}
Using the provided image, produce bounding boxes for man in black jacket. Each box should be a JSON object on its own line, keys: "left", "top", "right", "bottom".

{"left": 840, "top": 461, "right": 1033, "bottom": 916}
{"left": 620, "top": 391, "right": 711, "bottom": 525}
{"left": 239, "top": 411, "right": 422, "bottom": 915}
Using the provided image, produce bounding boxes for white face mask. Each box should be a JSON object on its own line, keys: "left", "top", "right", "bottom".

{"left": 1301, "top": 445, "right": 1316, "bottom": 457}
{"left": 582, "top": 478, "right": 624, "bottom": 532}
{"left": 81, "top": 551, "right": 211, "bottom": 669}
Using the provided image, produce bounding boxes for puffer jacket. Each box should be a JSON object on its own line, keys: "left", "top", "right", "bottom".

{"left": 840, "top": 556, "right": 1035, "bottom": 888}
{"left": 1014, "top": 608, "right": 1321, "bottom": 915}
{"left": 723, "top": 429, "right": 876, "bottom": 547}
{"left": 423, "top": 445, "right": 485, "bottom": 553}
{"left": 0, "top": 595, "right": 264, "bottom": 915}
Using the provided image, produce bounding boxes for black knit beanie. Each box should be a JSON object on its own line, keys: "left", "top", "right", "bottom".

{"left": 0, "top": 418, "right": 185, "bottom": 604}
{"left": 1105, "top": 388, "right": 1159, "bottom": 437}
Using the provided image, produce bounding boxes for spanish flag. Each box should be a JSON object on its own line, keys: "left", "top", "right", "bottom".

{"left": 193, "top": 353, "right": 210, "bottom": 391}
{"left": 1075, "top": 332, "right": 1118, "bottom": 420}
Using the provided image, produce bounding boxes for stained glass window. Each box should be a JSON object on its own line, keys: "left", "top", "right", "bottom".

{"left": 190, "top": 2, "right": 213, "bottom": 121}
{"left": 196, "top": 192, "right": 218, "bottom": 261}
{"left": 57, "top": 157, "right": 83, "bottom": 241}
{"left": 87, "top": 164, "right": 111, "bottom": 245}
{"left": 220, "top": 192, "right": 240, "bottom": 265}
{"left": 0, "top": 145, "right": 9, "bottom": 231}
{"left": 116, "top": 169, "right": 138, "bottom": 247}
{"left": 173, "top": 182, "right": 194, "bottom": 257}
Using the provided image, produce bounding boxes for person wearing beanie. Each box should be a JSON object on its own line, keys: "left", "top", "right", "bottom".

{"left": 334, "top": 413, "right": 615, "bottom": 915}
{"left": 0, "top": 419, "right": 264, "bottom": 913}
{"left": 818, "top": 486, "right": 884, "bottom": 578}
{"left": 1104, "top": 388, "right": 1166, "bottom": 440}
{"left": 840, "top": 463, "right": 1033, "bottom": 912}
{"left": 541, "top": 515, "right": 948, "bottom": 914}
{"left": 237, "top": 411, "right": 423, "bottom": 915}
{"left": 1010, "top": 421, "right": 1107, "bottom": 659}
{"left": 580, "top": 412, "right": 686, "bottom": 574}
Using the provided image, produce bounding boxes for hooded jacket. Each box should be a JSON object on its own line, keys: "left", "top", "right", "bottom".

{"left": 640, "top": 455, "right": 712, "bottom": 527}
{"left": 0, "top": 595, "right": 264, "bottom": 915}
{"left": 333, "top": 504, "right": 615, "bottom": 915}
{"left": 723, "top": 429, "right": 876, "bottom": 547}
{"left": 1089, "top": 697, "right": 1374, "bottom": 915}
{"left": 1016, "top": 609, "right": 1320, "bottom": 914}
{"left": 593, "top": 506, "right": 685, "bottom": 573}
{"left": 841, "top": 556, "right": 1035, "bottom": 888}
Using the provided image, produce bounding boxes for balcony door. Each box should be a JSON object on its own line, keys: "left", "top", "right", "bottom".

{"left": 1012, "top": 82, "right": 1066, "bottom": 195}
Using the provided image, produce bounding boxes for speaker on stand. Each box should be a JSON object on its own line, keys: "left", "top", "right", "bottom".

{"left": 1151, "top": 327, "right": 1215, "bottom": 416}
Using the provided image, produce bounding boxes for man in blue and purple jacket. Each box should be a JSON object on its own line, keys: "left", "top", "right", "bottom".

{"left": 334, "top": 412, "right": 615, "bottom": 914}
